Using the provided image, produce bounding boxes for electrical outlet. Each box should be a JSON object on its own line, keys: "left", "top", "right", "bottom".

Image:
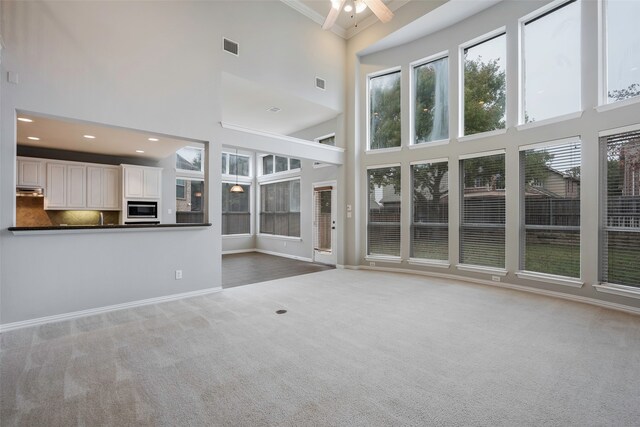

{"left": 175, "top": 270, "right": 183, "bottom": 280}
{"left": 370, "top": 262, "right": 375, "bottom": 267}
{"left": 492, "top": 275, "right": 501, "bottom": 282}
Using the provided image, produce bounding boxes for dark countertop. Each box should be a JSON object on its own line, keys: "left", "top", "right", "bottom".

{"left": 9, "top": 223, "right": 212, "bottom": 233}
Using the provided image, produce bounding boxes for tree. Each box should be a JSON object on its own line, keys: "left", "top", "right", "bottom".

{"left": 415, "top": 59, "right": 448, "bottom": 143}
{"left": 464, "top": 58, "right": 506, "bottom": 135}
{"left": 608, "top": 83, "right": 640, "bottom": 102}
{"left": 370, "top": 74, "right": 401, "bottom": 149}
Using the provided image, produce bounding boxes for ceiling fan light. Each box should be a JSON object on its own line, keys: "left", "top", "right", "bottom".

{"left": 344, "top": 4, "right": 353, "bottom": 12}
{"left": 229, "top": 184, "right": 244, "bottom": 193}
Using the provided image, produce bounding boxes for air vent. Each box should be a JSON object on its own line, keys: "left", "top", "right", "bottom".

{"left": 267, "top": 106, "right": 281, "bottom": 113}
{"left": 223, "top": 38, "right": 239, "bottom": 56}
{"left": 315, "top": 77, "right": 326, "bottom": 91}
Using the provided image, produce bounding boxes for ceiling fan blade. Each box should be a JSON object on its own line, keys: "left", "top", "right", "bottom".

{"left": 362, "top": 0, "right": 394, "bottom": 23}
{"left": 322, "top": 0, "right": 346, "bottom": 30}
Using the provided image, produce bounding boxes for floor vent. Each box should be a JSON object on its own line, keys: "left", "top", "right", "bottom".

{"left": 315, "top": 77, "right": 326, "bottom": 91}
{"left": 276, "top": 310, "right": 287, "bottom": 314}
{"left": 223, "top": 38, "right": 239, "bottom": 56}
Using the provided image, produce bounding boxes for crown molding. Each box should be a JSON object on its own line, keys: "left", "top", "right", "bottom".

{"left": 280, "top": 0, "right": 347, "bottom": 38}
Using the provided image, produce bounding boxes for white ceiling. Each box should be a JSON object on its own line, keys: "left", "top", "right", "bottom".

{"left": 221, "top": 72, "right": 339, "bottom": 136}
{"left": 16, "top": 113, "right": 199, "bottom": 160}
{"left": 283, "top": 0, "right": 410, "bottom": 39}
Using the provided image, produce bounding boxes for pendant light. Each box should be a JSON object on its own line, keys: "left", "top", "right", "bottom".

{"left": 229, "top": 148, "right": 244, "bottom": 193}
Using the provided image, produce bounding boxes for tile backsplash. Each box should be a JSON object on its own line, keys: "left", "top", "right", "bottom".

{"left": 16, "top": 197, "right": 120, "bottom": 226}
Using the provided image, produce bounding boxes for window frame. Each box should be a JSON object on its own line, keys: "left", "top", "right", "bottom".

{"left": 176, "top": 146, "right": 205, "bottom": 176}
{"left": 258, "top": 154, "right": 301, "bottom": 178}
{"left": 221, "top": 151, "right": 252, "bottom": 179}
{"left": 222, "top": 181, "right": 253, "bottom": 236}
{"left": 257, "top": 176, "right": 302, "bottom": 239}
{"left": 459, "top": 28, "right": 507, "bottom": 138}
{"left": 366, "top": 66, "right": 403, "bottom": 152}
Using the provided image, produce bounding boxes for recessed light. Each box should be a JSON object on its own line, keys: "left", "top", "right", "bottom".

{"left": 27, "top": 136, "right": 40, "bottom": 141}
{"left": 136, "top": 150, "right": 145, "bottom": 153}
{"left": 148, "top": 137, "right": 159, "bottom": 142}
{"left": 83, "top": 135, "right": 96, "bottom": 139}
{"left": 18, "top": 117, "right": 33, "bottom": 123}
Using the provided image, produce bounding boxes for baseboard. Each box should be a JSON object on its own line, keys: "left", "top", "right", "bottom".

{"left": 255, "top": 249, "right": 313, "bottom": 263}
{"left": 0, "top": 287, "right": 223, "bottom": 333}
{"left": 344, "top": 264, "right": 640, "bottom": 316}
{"left": 222, "top": 249, "right": 256, "bottom": 255}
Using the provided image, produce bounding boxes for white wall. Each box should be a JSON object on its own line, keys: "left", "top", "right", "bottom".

{"left": 0, "top": 0, "right": 346, "bottom": 325}
{"left": 351, "top": 0, "right": 640, "bottom": 309}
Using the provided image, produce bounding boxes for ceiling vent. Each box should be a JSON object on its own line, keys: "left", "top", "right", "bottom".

{"left": 267, "top": 106, "right": 282, "bottom": 113}
{"left": 223, "top": 38, "right": 239, "bottom": 56}
{"left": 315, "top": 77, "right": 326, "bottom": 91}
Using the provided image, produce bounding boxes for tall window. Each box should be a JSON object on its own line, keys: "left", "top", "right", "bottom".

{"left": 260, "top": 180, "right": 300, "bottom": 237}
{"left": 460, "top": 153, "right": 505, "bottom": 268}
{"left": 176, "top": 179, "right": 205, "bottom": 223}
{"left": 369, "top": 70, "right": 401, "bottom": 150}
{"left": 522, "top": 0, "right": 580, "bottom": 123}
{"left": 411, "top": 161, "right": 449, "bottom": 261}
{"left": 222, "top": 183, "right": 250, "bottom": 235}
{"left": 520, "top": 140, "right": 581, "bottom": 278}
{"left": 368, "top": 166, "right": 401, "bottom": 257}
{"left": 413, "top": 56, "right": 449, "bottom": 144}
{"left": 604, "top": 0, "right": 640, "bottom": 103}
{"left": 601, "top": 129, "right": 640, "bottom": 287}
{"left": 463, "top": 33, "right": 506, "bottom": 135}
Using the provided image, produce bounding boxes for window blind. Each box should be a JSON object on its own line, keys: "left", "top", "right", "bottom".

{"left": 521, "top": 141, "right": 581, "bottom": 278}
{"left": 411, "top": 161, "right": 448, "bottom": 260}
{"left": 368, "top": 166, "right": 401, "bottom": 256}
{"left": 602, "top": 129, "right": 640, "bottom": 287}
{"left": 222, "top": 183, "right": 250, "bottom": 235}
{"left": 460, "top": 153, "right": 505, "bottom": 268}
{"left": 260, "top": 180, "right": 300, "bottom": 237}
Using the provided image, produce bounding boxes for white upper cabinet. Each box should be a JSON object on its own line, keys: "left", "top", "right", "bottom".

{"left": 17, "top": 157, "right": 45, "bottom": 188}
{"left": 87, "top": 165, "right": 121, "bottom": 210}
{"left": 45, "top": 162, "right": 67, "bottom": 209}
{"left": 123, "top": 165, "right": 162, "bottom": 199}
{"left": 66, "top": 164, "right": 86, "bottom": 208}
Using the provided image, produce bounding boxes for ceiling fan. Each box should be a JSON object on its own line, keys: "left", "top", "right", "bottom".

{"left": 322, "top": 0, "right": 394, "bottom": 30}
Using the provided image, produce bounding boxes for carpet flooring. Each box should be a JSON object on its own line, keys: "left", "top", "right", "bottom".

{"left": 1, "top": 269, "right": 640, "bottom": 426}
{"left": 222, "top": 252, "right": 334, "bottom": 289}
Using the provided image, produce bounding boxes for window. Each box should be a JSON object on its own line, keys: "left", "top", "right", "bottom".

{"left": 222, "top": 152, "right": 250, "bottom": 176}
{"left": 369, "top": 70, "right": 401, "bottom": 150}
{"left": 176, "top": 178, "right": 205, "bottom": 223}
{"left": 368, "top": 166, "right": 401, "bottom": 257}
{"left": 520, "top": 140, "right": 581, "bottom": 278}
{"left": 463, "top": 33, "right": 506, "bottom": 135}
{"left": 222, "top": 183, "right": 250, "bottom": 235}
{"left": 601, "top": 129, "right": 640, "bottom": 287}
{"left": 318, "top": 134, "right": 335, "bottom": 146}
{"left": 522, "top": 0, "right": 581, "bottom": 123}
{"left": 176, "top": 146, "right": 204, "bottom": 173}
{"left": 460, "top": 153, "right": 505, "bottom": 268}
{"left": 413, "top": 56, "right": 449, "bottom": 144}
{"left": 411, "top": 161, "right": 448, "bottom": 261}
{"left": 260, "top": 179, "right": 300, "bottom": 237}
{"left": 604, "top": 0, "right": 640, "bottom": 104}
{"left": 260, "top": 155, "right": 301, "bottom": 176}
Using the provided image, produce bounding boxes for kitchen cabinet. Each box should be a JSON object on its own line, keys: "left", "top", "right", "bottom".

{"left": 87, "top": 166, "right": 120, "bottom": 210}
{"left": 122, "top": 165, "right": 162, "bottom": 199}
{"left": 45, "top": 162, "right": 86, "bottom": 210}
{"left": 17, "top": 157, "right": 45, "bottom": 188}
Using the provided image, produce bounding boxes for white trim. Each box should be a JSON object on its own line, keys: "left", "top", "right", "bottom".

{"left": 516, "top": 111, "right": 583, "bottom": 131}
{"left": 0, "top": 287, "right": 222, "bottom": 333}
{"left": 222, "top": 176, "right": 252, "bottom": 184}
{"left": 313, "top": 162, "right": 333, "bottom": 169}
{"left": 457, "top": 128, "right": 507, "bottom": 143}
{"left": 408, "top": 258, "right": 450, "bottom": 268}
{"left": 365, "top": 146, "right": 402, "bottom": 155}
{"left": 255, "top": 249, "right": 312, "bottom": 263}
{"left": 257, "top": 233, "right": 302, "bottom": 242}
{"left": 520, "top": 0, "right": 577, "bottom": 26}
{"left": 409, "top": 50, "right": 449, "bottom": 69}
{"left": 222, "top": 233, "right": 252, "bottom": 239}
{"left": 367, "top": 65, "right": 402, "bottom": 80}
{"left": 409, "top": 139, "right": 450, "bottom": 149}
{"left": 343, "top": 264, "right": 640, "bottom": 316}
{"left": 409, "top": 157, "right": 449, "bottom": 166}
{"left": 518, "top": 135, "right": 582, "bottom": 151}
{"left": 599, "top": 122, "right": 640, "bottom": 138}
{"left": 366, "top": 162, "right": 402, "bottom": 170}
{"left": 594, "top": 283, "right": 640, "bottom": 300}
{"left": 365, "top": 256, "right": 402, "bottom": 264}
{"left": 314, "top": 132, "right": 336, "bottom": 144}
{"left": 257, "top": 173, "right": 301, "bottom": 185}
{"left": 460, "top": 26, "right": 507, "bottom": 50}
{"left": 597, "top": 0, "right": 607, "bottom": 107}
{"left": 459, "top": 149, "right": 506, "bottom": 160}
{"left": 222, "top": 248, "right": 255, "bottom": 255}
{"left": 456, "top": 264, "right": 507, "bottom": 276}
{"left": 516, "top": 270, "right": 584, "bottom": 288}
{"left": 596, "top": 96, "right": 640, "bottom": 113}
{"left": 220, "top": 122, "right": 345, "bottom": 154}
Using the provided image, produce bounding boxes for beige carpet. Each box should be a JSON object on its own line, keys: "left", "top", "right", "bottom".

{"left": 2, "top": 269, "right": 640, "bottom": 426}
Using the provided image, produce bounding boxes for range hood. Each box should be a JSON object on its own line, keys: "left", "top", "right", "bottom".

{"left": 16, "top": 187, "right": 44, "bottom": 197}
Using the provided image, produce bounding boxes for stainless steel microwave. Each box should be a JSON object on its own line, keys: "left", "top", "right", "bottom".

{"left": 126, "top": 201, "right": 158, "bottom": 221}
